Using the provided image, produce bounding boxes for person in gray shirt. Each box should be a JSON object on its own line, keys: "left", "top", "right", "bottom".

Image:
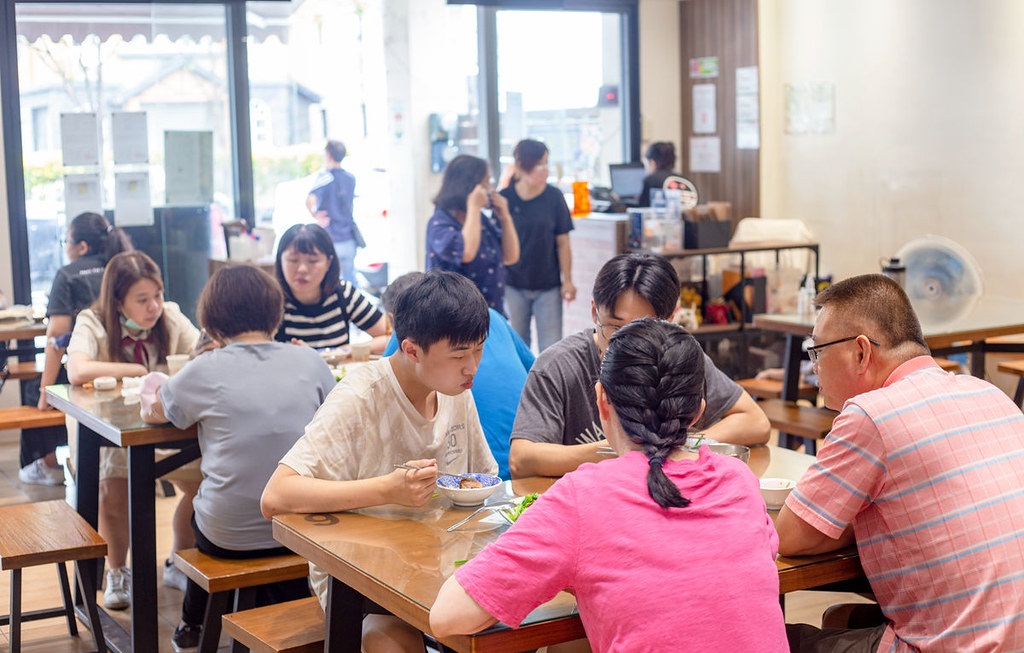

{"left": 142, "top": 265, "right": 336, "bottom": 652}
{"left": 509, "top": 252, "right": 770, "bottom": 479}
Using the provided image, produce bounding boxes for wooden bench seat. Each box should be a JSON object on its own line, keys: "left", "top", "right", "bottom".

{"left": 222, "top": 596, "right": 324, "bottom": 653}
{"left": 997, "top": 359, "right": 1024, "bottom": 408}
{"left": 0, "top": 499, "right": 107, "bottom": 653}
{"left": 173, "top": 549, "right": 310, "bottom": 653}
{"left": 933, "top": 357, "right": 962, "bottom": 373}
{"left": 737, "top": 377, "right": 818, "bottom": 402}
{"left": 4, "top": 360, "right": 44, "bottom": 381}
{"left": 0, "top": 405, "right": 66, "bottom": 430}
{"left": 759, "top": 399, "right": 837, "bottom": 454}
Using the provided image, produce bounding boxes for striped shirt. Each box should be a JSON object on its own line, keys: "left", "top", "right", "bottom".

{"left": 787, "top": 356, "right": 1024, "bottom": 652}
{"left": 275, "top": 281, "right": 382, "bottom": 349}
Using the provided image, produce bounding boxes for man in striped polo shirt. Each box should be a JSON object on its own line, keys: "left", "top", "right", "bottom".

{"left": 777, "top": 273, "right": 1024, "bottom": 652}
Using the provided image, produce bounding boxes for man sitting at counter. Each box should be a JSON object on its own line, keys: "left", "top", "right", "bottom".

{"left": 508, "top": 252, "right": 771, "bottom": 479}
{"left": 776, "top": 274, "right": 1024, "bottom": 652}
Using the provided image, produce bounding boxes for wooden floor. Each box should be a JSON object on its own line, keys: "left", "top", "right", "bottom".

{"left": 0, "top": 429, "right": 869, "bottom": 652}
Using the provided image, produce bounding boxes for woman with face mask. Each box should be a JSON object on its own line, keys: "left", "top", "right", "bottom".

{"left": 66, "top": 250, "right": 201, "bottom": 611}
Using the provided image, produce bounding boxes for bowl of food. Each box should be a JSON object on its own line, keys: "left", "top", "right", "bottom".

{"left": 759, "top": 477, "right": 796, "bottom": 510}
{"left": 707, "top": 443, "right": 751, "bottom": 463}
{"left": 437, "top": 474, "right": 502, "bottom": 507}
{"left": 319, "top": 347, "right": 349, "bottom": 366}
{"left": 498, "top": 493, "right": 539, "bottom": 525}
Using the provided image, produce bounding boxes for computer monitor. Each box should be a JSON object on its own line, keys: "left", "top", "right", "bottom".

{"left": 609, "top": 163, "right": 646, "bottom": 206}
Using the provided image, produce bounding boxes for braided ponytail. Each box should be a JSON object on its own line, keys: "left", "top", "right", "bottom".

{"left": 600, "top": 318, "right": 706, "bottom": 509}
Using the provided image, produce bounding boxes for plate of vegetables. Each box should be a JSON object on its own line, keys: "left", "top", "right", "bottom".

{"left": 498, "top": 493, "right": 539, "bottom": 525}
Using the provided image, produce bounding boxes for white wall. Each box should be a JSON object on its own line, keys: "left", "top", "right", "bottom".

{"left": 760, "top": 0, "right": 1024, "bottom": 298}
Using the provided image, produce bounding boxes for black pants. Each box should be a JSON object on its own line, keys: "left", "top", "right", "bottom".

{"left": 181, "top": 514, "right": 310, "bottom": 627}
{"left": 19, "top": 367, "right": 69, "bottom": 468}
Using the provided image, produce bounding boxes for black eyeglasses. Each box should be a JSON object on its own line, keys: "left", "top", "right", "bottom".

{"left": 802, "top": 335, "right": 880, "bottom": 363}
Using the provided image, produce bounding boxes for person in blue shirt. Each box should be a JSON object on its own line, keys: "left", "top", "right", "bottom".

{"left": 425, "top": 154, "right": 520, "bottom": 315}
{"left": 307, "top": 140, "right": 363, "bottom": 284}
{"left": 382, "top": 272, "right": 533, "bottom": 479}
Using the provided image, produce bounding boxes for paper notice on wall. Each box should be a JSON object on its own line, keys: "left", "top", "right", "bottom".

{"left": 114, "top": 172, "right": 153, "bottom": 226}
{"left": 735, "top": 66, "right": 760, "bottom": 150}
{"left": 692, "top": 84, "right": 717, "bottom": 134}
{"left": 64, "top": 174, "right": 102, "bottom": 221}
{"left": 60, "top": 113, "right": 99, "bottom": 166}
{"left": 112, "top": 112, "right": 149, "bottom": 164}
{"left": 689, "top": 136, "right": 721, "bottom": 173}
{"left": 164, "top": 131, "right": 214, "bottom": 205}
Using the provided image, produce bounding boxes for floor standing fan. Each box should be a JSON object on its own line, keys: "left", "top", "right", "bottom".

{"left": 895, "top": 235, "right": 984, "bottom": 326}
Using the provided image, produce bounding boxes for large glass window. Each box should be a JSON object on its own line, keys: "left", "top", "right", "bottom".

{"left": 495, "top": 10, "right": 625, "bottom": 188}
{"left": 15, "top": 3, "right": 234, "bottom": 310}
{"left": 246, "top": 0, "right": 391, "bottom": 269}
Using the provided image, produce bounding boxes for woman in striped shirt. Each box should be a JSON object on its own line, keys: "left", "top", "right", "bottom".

{"left": 274, "top": 223, "right": 388, "bottom": 350}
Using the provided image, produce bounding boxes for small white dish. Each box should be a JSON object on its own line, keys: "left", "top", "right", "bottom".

{"left": 760, "top": 477, "right": 796, "bottom": 510}
{"left": 93, "top": 376, "right": 117, "bottom": 391}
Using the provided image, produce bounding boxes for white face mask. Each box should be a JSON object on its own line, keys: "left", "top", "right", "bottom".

{"left": 120, "top": 313, "right": 147, "bottom": 333}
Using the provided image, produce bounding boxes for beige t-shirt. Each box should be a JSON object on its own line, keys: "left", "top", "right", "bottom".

{"left": 68, "top": 301, "right": 200, "bottom": 366}
{"left": 279, "top": 356, "right": 497, "bottom": 608}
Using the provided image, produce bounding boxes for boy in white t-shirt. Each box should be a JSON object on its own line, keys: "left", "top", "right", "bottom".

{"left": 261, "top": 269, "right": 498, "bottom": 653}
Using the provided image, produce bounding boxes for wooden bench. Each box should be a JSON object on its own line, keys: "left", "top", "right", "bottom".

{"left": 221, "top": 596, "right": 324, "bottom": 653}
{"left": 0, "top": 500, "right": 107, "bottom": 653}
{"left": 173, "top": 549, "right": 310, "bottom": 653}
{"left": 759, "top": 398, "right": 837, "bottom": 455}
{"left": 0, "top": 405, "right": 66, "bottom": 430}
{"left": 737, "top": 377, "right": 818, "bottom": 402}
{"left": 3, "top": 360, "right": 44, "bottom": 381}
{"left": 997, "top": 359, "right": 1024, "bottom": 408}
{"left": 933, "top": 357, "right": 962, "bottom": 373}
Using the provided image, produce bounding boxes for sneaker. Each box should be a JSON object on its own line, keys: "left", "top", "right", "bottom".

{"left": 18, "top": 458, "right": 65, "bottom": 486}
{"left": 104, "top": 566, "right": 131, "bottom": 610}
{"left": 171, "top": 623, "right": 202, "bottom": 653}
{"left": 163, "top": 559, "right": 188, "bottom": 592}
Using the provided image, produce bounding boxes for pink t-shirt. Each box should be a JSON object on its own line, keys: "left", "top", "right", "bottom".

{"left": 456, "top": 448, "right": 788, "bottom": 653}
{"left": 787, "top": 356, "right": 1024, "bottom": 652}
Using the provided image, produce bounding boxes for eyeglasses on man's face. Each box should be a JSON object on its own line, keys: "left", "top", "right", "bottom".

{"left": 594, "top": 312, "right": 625, "bottom": 340}
{"left": 802, "top": 335, "right": 881, "bottom": 364}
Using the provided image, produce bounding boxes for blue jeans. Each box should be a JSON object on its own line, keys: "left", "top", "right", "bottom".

{"left": 505, "top": 286, "right": 563, "bottom": 351}
{"left": 333, "top": 238, "right": 358, "bottom": 286}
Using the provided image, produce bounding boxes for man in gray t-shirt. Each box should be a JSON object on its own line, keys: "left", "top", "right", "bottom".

{"left": 509, "top": 253, "right": 771, "bottom": 479}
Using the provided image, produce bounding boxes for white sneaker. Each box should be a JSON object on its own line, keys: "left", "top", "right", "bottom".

{"left": 104, "top": 566, "right": 131, "bottom": 610}
{"left": 163, "top": 559, "right": 189, "bottom": 592}
{"left": 18, "top": 458, "right": 65, "bottom": 486}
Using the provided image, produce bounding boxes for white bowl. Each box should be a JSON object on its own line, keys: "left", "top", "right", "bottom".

{"left": 759, "top": 477, "right": 796, "bottom": 510}
{"left": 437, "top": 474, "right": 502, "bottom": 507}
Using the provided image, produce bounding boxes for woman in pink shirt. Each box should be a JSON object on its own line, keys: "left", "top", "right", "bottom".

{"left": 430, "top": 319, "right": 787, "bottom": 652}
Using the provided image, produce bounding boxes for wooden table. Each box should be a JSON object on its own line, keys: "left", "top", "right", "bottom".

{"left": 45, "top": 383, "right": 199, "bottom": 653}
{"left": 754, "top": 296, "right": 1024, "bottom": 397}
{"left": 273, "top": 446, "right": 863, "bottom": 653}
{"left": 0, "top": 319, "right": 46, "bottom": 379}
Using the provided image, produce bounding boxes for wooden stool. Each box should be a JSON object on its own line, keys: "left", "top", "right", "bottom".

{"left": 0, "top": 500, "right": 107, "bottom": 653}
{"left": 997, "top": 359, "right": 1024, "bottom": 408}
{"left": 222, "top": 596, "right": 324, "bottom": 653}
{"left": 759, "top": 399, "right": 837, "bottom": 455}
{"left": 173, "top": 549, "right": 310, "bottom": 653}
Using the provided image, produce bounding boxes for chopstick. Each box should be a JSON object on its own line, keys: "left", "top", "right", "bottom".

{"left": 392, "top": 463, "right": 475, "bottom": 480}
